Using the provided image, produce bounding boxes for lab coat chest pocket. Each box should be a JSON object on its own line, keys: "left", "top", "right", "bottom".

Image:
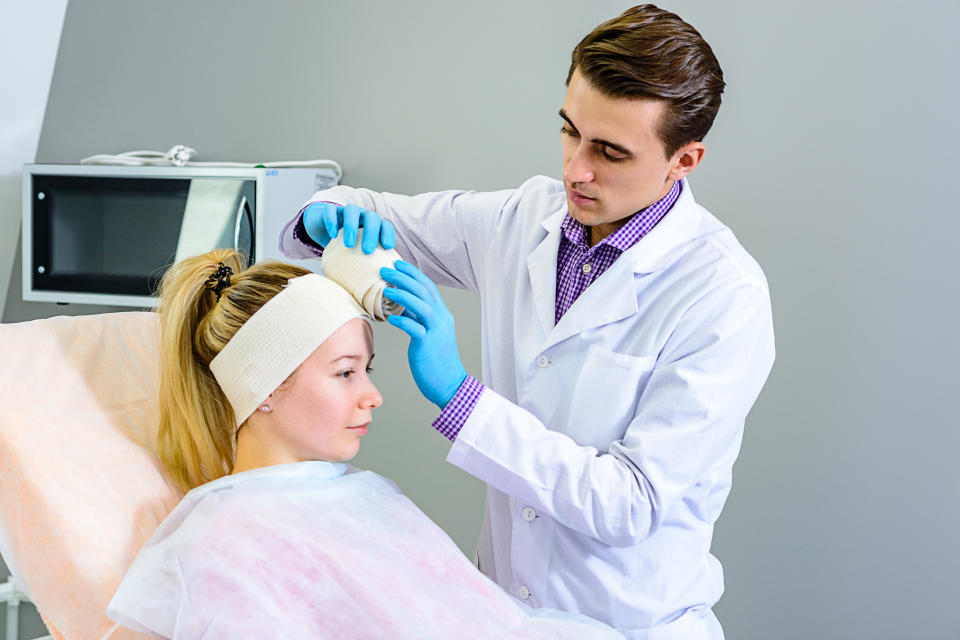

{"left": 565, "top": 346, "right": 656, "bottom": 451}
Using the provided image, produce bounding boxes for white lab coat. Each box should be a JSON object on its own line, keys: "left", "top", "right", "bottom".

{"left": 280, "top": 176, "right": 775, "bottom": 640}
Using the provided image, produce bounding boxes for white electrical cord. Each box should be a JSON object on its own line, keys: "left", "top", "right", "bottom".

{"left": 80, "top": 145, "right": 343, "bottom": 181}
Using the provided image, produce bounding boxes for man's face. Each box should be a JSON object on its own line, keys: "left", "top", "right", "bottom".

{"left": 560, "top": 69, "right": 695, "bottom": 245}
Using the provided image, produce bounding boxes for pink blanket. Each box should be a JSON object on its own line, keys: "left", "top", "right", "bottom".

{"left": 0, "top": 312, "right": 179, "bottom": 639}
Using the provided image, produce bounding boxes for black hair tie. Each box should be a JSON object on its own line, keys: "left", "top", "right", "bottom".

{"left": 205, "top": 263, "right": 233, "bottom": 301}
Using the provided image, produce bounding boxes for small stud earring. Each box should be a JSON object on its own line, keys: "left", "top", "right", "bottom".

{"left": 259, "top": 404, "right": 272, "bottom": 413}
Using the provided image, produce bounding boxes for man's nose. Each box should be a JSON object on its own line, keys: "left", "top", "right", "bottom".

{"left": 564, "top": 145, "right": 595, "bottom": 184}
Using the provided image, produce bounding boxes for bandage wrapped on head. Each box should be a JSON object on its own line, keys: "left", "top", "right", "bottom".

{"left": 209, "top": 230, "right": 402, "bottom": 426}
{"left": 209, "top": 274, "right": 368, "bottom": 427}
{"left": 320, "top": 228, "right": 403, "bottom": 320}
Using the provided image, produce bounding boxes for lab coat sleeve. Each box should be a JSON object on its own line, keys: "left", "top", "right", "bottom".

{"left": 447, "top": 278, "right": 775, "bottom": 547}
{"left": 283, "top": 184, "right": 521, "bottom": 295}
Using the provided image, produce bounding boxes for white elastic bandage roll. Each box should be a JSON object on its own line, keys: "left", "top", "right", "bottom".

{"left": 321, "top": 228, "right": 404, "bottom": 321}
{"left": 209, "top": 274, "right": 369, "bottom": 427}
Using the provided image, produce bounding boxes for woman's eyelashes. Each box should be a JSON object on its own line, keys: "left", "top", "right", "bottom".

{"left": 335, "top": 365, "right": 374, "bottom": 379}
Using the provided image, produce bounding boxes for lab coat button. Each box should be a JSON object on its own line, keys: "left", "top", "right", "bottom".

{"left": 536, "top": 356, "right": 550, "bottom": 368}
{"left": 582, "top": 263, "right": 592, "bottom": 274}
{"left": 518, "top": 586, "right": 531, "bottom": 600}
{"left": 521, "top": 507, "right": 537, "bottom": 521}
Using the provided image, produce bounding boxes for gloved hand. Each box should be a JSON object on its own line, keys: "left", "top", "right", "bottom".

{"left": 302, "top": 202, "right": 396, "bottom": 254}
{"left": 380, "top": 261, "right": 468, "bottom": 409}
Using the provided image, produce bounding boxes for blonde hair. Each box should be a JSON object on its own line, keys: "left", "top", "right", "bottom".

{"left": 155, "top": 249, "right": 310, "bottom": 492}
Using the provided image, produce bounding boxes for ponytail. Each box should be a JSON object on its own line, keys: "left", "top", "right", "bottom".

{"left": 155, "top": 250, "right": 309, "bottom": 492}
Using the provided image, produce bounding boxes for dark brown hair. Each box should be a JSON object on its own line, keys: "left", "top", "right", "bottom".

{"left": 567, "top": 4, "right": 725, "bottom": 158}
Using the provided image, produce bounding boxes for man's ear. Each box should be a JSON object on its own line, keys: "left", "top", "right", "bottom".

{"left": 667, "top": 142, "right": 706, "bottom": 181}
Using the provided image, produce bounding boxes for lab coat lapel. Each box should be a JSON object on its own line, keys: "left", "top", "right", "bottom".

{"left": 541, "top": 179, "right": 702, "bottom": 351}
{"left": 543, "top": 258, "right": 638, "bottom": 351}
{"left": 526, "top": 209, "right": 565, "bottom": 338}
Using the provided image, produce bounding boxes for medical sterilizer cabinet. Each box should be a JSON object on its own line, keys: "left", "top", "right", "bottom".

{"left": 22, "top": 164, "right": 335, "bottom": 307}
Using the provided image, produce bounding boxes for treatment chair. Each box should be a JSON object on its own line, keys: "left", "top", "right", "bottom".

{"left": 0, "top": 312, "right": 625, "bottom": 640}
{"left": 0, "top": 312, "right": 180, "bottom": 639}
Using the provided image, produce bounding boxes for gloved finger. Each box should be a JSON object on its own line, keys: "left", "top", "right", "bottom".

{"left": 380, "top": 266, "right": 433, "bottom": 303}
{"left": 322, "top": 203, "right": 342, "bottom": 243}
{"left": 394, "top": 260, "right": 442, "bottom": 302}
{"left": 387, "top": 314, "right": 427, "bottom": 341}
{"left": 358, "top": 209, "right": 382, "bottom": 254}
{"left": 380, "top": 219, "right": 396, "bottom": 250}
{"left": 303, "top": 202, "right": 337, "bottom": 246}
{"left": 342, "top": 204, "right": 363, "bottom": 247}
{"left": 383, "top": 287, "right": 434, "bottom": 327}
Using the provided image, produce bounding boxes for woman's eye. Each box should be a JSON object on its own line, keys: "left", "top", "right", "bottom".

{"left": 560, "top": 125, "right": 578, "bottom": 137}
{"left": 366, "top": 366, "right": 375, "bottom": 374}
{"left": 337, "top": 369, "right": 354, "bottom": 379}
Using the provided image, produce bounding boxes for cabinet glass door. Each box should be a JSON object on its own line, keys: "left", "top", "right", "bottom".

{"left": 31, "top": 175, "right": 255, "bottom": 298}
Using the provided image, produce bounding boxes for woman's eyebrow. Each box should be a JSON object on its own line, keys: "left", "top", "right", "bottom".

{"left": 329, "top": 353, "right": 376, "bottom": 364}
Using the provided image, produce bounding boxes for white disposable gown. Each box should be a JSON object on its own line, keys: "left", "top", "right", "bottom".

{"left": 107, "top": 461, "right": 623, "bottom": 639}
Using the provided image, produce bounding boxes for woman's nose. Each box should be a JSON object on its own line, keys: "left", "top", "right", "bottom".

{"left": 362, "top": 380, "right": 383, "bottom": 409}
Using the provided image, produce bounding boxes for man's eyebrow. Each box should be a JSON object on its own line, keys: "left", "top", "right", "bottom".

{"left": 558, "top": 108, "right": 578, "bottom": 132}
{"left": 558, "top": 108, "right": 634, "bottom": 157}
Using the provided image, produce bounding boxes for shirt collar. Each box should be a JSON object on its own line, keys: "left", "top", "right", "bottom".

{"left": 560, "top": 180, "right": 682, "bottom": 252}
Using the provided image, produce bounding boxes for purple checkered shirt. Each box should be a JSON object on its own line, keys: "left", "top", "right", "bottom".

{"left": 555, "top": 180, "right": 680, "bottom": 323}
{"left": 431, "top": 180, "right": 682, "bottom": 441}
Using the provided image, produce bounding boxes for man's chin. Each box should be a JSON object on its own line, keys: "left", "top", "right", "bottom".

{"left": 567, "top": 201, "right": 601, "bottom": 226}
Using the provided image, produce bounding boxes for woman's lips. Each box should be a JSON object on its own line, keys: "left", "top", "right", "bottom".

{"left": 347, "top": 423, "right": 369, "bottom": 435}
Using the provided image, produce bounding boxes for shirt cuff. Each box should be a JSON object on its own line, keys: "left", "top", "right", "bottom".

{"left": 293, "top": 209, "right": 325, "bottom": 256}
{"left": 293, "top": 200, "right": 345, "bottom": 256}
{"left": 431, "top": 375, "right": 485, "bottom": 442}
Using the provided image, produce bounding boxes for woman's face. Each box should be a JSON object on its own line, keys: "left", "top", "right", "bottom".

{"left": 262, "top": 318, "right": 382, "bottom": 463}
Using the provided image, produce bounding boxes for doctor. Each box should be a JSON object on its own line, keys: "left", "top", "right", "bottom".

{"left": 280, "top": 5, "right": 774, "bottom": 639}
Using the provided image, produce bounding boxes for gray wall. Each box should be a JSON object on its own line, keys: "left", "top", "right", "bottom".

{"left": 5, "top": 1, "right": 959, "bottom": 638}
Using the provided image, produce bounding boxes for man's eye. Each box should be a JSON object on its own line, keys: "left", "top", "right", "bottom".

{"left": 601, "top": 148, "right": 627, "bottom": 163}
{"left": 560, "top": 126, "right": 579, "bottom": 137}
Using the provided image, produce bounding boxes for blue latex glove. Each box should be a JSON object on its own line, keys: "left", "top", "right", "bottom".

{"left": 380, "top": 261, "right": 468, "bottom": 409}
{"left": 302, "top": 202, "right": 396, "bottom": 254}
